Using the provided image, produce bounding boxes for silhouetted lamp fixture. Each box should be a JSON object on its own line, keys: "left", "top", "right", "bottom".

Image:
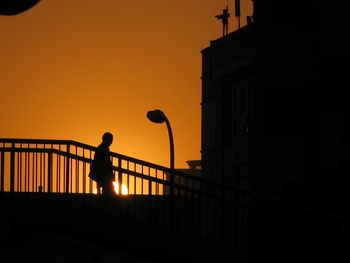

{"left": 147, "top": 109, "right": 175, "bottom": 195}
{"left": 0, "top": 0, "right": 40, "bottom": 16}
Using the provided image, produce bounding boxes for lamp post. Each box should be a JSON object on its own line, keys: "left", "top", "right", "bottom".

{"left": 147, "top": 109, "right": 174, "bottom": 196}
{"left": 0, "top": 0, "right": 40, "bottom": 16}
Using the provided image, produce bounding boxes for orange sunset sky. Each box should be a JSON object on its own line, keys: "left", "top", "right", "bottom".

{"left": 0, "top": 0, "right": 253, "bottom": 168}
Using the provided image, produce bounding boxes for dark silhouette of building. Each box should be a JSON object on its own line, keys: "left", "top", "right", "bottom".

{"left": 201, "top": 0, "right": 350, "bottom": 210}
{"left": 177, "top": 160, "right": 201, "bottom": 177}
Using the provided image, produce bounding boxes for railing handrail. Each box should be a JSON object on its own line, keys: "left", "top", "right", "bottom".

{"left": 0, "top": 137, "right": 198, "bottom": 176}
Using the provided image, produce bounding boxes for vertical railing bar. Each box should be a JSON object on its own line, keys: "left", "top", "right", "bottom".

{"left": 25, "top": 148, "right": 28, "bottom": 192}
{"left": 163, "top": 170, "right": 166, "bottom": 195}
{"left": 43, "top": 151, "right": 46, "bottom": 192}
{"left": 51, "top": 144, "right": 54, "bottom": 193}
{"left": 127, "top": 161, "right": 130, "bottom": 195}
{"left": 60, "top": 151, "right": 63, "bottom": 193}
{"left": 155, "top": 169, "right": 158, "bottom": 195}
{"left": 23, "top": 151, "right": 28, "bottom": 192}
{"left": 75, "top": 146, "right": 78, "bottom": 193}
{"left": 61, "top": 144, "right": 64, "bottom": 193}
{"left": 118, "top": 158, "right": 122, "bottom": 196}
{"left": 56, "top": 145, "right": 58, "bottom": 193}
{"left": 32, "top": 150, "right": 35, "bottom": 192}
{"left": 25, "top": 151, "right": 28, "bottom": 192}
{"left": 36, "top": 144, "right": 39, "bottom": 192}
{"left": 36, "top": 145, "right": 39, "bottom": 192}
{"left": 83, "top": 149, "right": 86, "bottom": 194}
{"left": 47, "top": 151, "right": 52, "bottom": 193}
{"left": 70, "top": 155, "right": 72, "bottom": 193}
{"left": 0, "top": 151, "right": 4, "bottom": 193}
{"left": 40, "top": 152, "right": 43, "bottom": 192}
{"left": 74, "top": 158, "right": 77, "bottom": 193}
{"left": 17, "top": 145, "right": 20, "bottom": 192}
{"left": 157, "top": 169, "right": 160, "bottom": 195}
{"left": 141, "top": 165, "right": 144, "bottom": 195}
{"left": 65, "top": 144, "right": 70, "bottom": 193}
{"left": 40, "top": 151, "right": 42, "bottom": 192}
{"left": 133, "top": 162, "right": 136, "bottom": 195}
{"left": 20, "top": 144, "right": 23, "bottom": 192}
{"left": 57, "top": 145, "right": 61, "bottom": 193}
{"left": 74, "top": 146, "right": 77, "bottom": 193}
{"left": 148, "top": 166, "right": 151, "bottom": 196}
{"left": 77, "top": 159, "right": 80, "bottom": 194}
{"left": 10, "top": 143, "right": 15, "bottom": 193}
{"left": 63, "top": 150, "right": 66, "bottom": 193}
{"left": 89, "top": 150, "right": 92, "bottom": 194}
{"left": 38, "top": 151, "right": 41, "bottom": 191}
{"left": 16, "top": 145, "right": 19, "bottom": 192}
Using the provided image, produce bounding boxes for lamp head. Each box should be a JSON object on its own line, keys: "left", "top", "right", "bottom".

{"left": 147, "top": 110, "right": 166, "bottom": 124}
{"left": 0, "top": 0, "right": 40, "bottom": 16}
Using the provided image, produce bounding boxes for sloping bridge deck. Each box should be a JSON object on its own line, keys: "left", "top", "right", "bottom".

{"left": 0, "top": 192, "right": 230, "bottom": 263}
{"left": 2, "top": 139, "right": 350, "bottom": 262}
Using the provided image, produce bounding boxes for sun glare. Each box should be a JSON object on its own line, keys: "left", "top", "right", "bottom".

{"left": 93, "top": 181, "right": 128, "bottom": 195}
{"left": 113, "top": 181, "right": 129, "bottom": 195}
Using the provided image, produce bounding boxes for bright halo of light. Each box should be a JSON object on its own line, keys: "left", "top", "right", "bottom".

{"left": 93, "top": 188, "right": 101, "bottom": 195}
{"left": 113, "top": 181, "right": 129, "bottom": 195}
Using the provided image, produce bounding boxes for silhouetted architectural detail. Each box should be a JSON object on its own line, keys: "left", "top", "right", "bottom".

{"left": 234, "top": 0, "right": 241, "bottom": 28}
{"left": 202, "top": 0, "right": 350, "bottom": 210}
{"left": 177, "top": 160, "right": 201, "bottom": 177}
{"left": 215, "top": 6, "right": 230, "bottom": 36}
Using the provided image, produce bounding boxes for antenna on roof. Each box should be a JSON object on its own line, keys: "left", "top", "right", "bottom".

{"left": 215, "top": 5, "right": 230, "bottom": 36}
{"left": 235, "top": 0, "right": 241, "bottom": 29}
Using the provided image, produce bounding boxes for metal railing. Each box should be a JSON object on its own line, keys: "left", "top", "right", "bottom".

{"left": 1, "top": 138, "right": 350, "bottom": 261}
{"left": 0, "top": 138, "right": 242, "bottom": 242}
{"left": 0, "top": 138, "right": 194, "bottom": 195}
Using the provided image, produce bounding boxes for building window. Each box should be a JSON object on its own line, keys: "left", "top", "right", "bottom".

{"left": 224, "top": 80, "right": 251, "bottom": 139}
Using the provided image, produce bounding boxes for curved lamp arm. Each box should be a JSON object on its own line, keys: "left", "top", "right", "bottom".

{"left": 147, "top": 109, "right": 174, "bottom": 170}
{"left": 147, "top": 109, "right": 175, "bottom": 196}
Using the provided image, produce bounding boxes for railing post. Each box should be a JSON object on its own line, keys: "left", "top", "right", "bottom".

{"left": 148, "top": 167, "right": 152, "bottom": 196}
{"left": 169, "top": 170, "right": 174, "bottom": 197}
{"left": 10, "top": 143, "right": 15, "bottom": 192}
{"left": 118, "top": 158, "right": 122, "bottom": 195}
{"left": 65, "top": 144, "right": 70, "bottom": 193}
{"left": 0, "top": 151, "right": 4, "bottom": 192}
{"left": 169, "top": 169, "right": 175, "bottom": 230}
{"left": 47, "top": 152, "right": 52, "bottom": 193}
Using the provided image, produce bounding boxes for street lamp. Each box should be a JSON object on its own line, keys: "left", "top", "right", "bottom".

{"left": 147, "top": 109, "right": 174, "bottom": 196}
{"left": 0, "top": 0, "right": 40, "bottom": 16}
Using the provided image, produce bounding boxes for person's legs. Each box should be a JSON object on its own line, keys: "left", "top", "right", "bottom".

{"left": 101, "top": 180, "right": 114, "bottom": 213}
{"left": 102, "top": 180, "right": 114, "bottom": 197}
{"left": 97, "top": 183, "right": 102, "bottom": 194}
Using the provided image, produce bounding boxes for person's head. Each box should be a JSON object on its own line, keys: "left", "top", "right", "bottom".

{"left": 102, "top": 132, "right": 113, "bottom": 147}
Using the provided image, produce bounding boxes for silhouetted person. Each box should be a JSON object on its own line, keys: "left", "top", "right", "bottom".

{"left": 89, "top": 132, "right": 115, "bottom": 198}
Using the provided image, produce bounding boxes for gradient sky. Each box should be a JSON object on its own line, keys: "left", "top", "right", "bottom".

{"left": 0, "top": 0, "right": 252, "bottom": 168}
